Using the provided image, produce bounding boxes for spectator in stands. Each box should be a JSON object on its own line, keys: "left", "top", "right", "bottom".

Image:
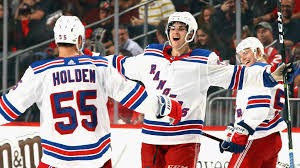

{"left": 86, "top": 1, "right": 114, "bottom": 55}
{"left": 91, "top": 1, "right": 113, "bottom": 51}
{"left": 171, "top": 0, "right": 189, "bottom": 12}
{"left": 276, "top": 0, "right": 300, "bottom": 48}
{"left": 253, "top": 0, "right": 300, "bottom": 24}
{"left": 87, "top": 28, "right": 106, "bottom": 55}
{"left": 211, "top": 0, "right": 253, "bottom": 63}
{"left": 47, "top": 4, "right": 93, "bottom": 57}
{"left": 184, "top": 0, "right": 220, "bottom": 15}
{"left": 108, "top": 24, "right": 144, "bottom": 56}
{"left": 155, "top": 19, "right": 168, "bottom": 44}
{"left": 291, "top": 43, "right": 300, "bottom": 61}
{"left": 128, "top": 0, "right": 174, "bottom": 47}
{"left": 250, "top": 0, "right": 277, "bottom": 25}
{"left": 293, "top": 68, "right": 300, "bottom": 93}
{"left": 194, "top": 24, "right": 225, "bottom": 61}
{"left": 196, "top": 5, "right": 216, "bottom": 28}
{"left": 291, "top": 44, "right": 300, "bottom": 97}
{"left": 78, "top": 0, "right": 100, "bottom": 24}
{"left": 111, "top": 0, "right": 140, "bottom": 25}
{"left": 14, "top": 0, "right": 52, "bottom": 49}
{"left": 255, "top": 21, "right": 282, "bottom": 65}
{"left": 130, "top": 0, "right": 176, "bottom": 27}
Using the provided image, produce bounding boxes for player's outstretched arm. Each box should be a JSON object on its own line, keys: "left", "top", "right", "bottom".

{"left": 106, "top": 65, "right": 182, "bottom": 125}
{"left": 206, "top": 64, "right": 291, "bottom": 90}
{"left": 0, "top": 67, "right": 38, "bottom": 125}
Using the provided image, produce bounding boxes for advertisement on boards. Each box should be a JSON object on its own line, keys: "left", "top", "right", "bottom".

{"left": 0, "top": 124, "right": 299, "bottom": 168}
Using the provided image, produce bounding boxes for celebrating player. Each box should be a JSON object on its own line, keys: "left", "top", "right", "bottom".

{"left": 108, "top": 12, "right": 287, "bottom": 168}
{"left": 219, "top": 37, "right": 287, "bottom": 167}
{"left": 0, "top": 16, "right": 183, "bottom": 168}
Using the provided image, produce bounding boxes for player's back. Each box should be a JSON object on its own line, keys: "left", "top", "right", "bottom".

{"left": 28, "top": 55, "right": 111, "bottom": 167}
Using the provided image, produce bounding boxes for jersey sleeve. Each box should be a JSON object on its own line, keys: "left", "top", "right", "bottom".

{"left": 107, "top": 54, "right": 144, "bottom": 81}
{"left": 0, "top": 67, "right": 38, "bottom": 125}
{"left": 207, "top": 64, "right": 278, "bottom": 89}
{"left": 105, "top": 64, "right": 159, "bottom": 115}
{"left": 207, "top": 52, "right": 221, "bottom": 65}
{"left": 238, "top": 88, "right": 272, "bottom": 130}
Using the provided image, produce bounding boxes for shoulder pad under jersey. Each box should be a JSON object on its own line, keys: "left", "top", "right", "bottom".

{"left": 252, "top": 62, "right": 268, "bottom": 67}
{"left": 191, "top": 48, "right": 212, "bottom": 57}
{"left": 145, "top": 44, "right": 165, "bottom": 50}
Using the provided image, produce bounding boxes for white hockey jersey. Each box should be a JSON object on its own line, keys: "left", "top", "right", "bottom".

{"left": 109, "top": 44, "right": 278, "bottom": 145}
{"left": 235, "top": 62, "right": 287, "bottom": 140}
{"left": 0, "top": 55, "right": 163, "bottom": 168}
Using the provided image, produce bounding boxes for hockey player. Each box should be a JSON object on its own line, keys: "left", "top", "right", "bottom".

{"left": 0, "top": 16, "right": 183, "bottom": 168}
{"left": 219, "top": 37, "right": 287, "bottom": 168}
{"left": 108, "top": 12, "right": 288, "bottom": 168}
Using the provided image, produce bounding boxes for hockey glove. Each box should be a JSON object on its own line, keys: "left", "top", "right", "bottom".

{"left": 269, "top": 62, "right": 293, "bottom": 82}
{"left": 219, "top": 122, "right": 254, "bottom": 153}
{"left": 219, "top": 123, "right": 234, "bottom": 153}
{"left": 157, "top": 96, "right": 182, "bottom": 125}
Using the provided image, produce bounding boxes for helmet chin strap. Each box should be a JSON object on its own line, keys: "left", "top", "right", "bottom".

{"left": 168, "top": 34, "right": 191, "bottom": 52}
{"left": 169, "top": 40, "right": 189, "bottom": 51}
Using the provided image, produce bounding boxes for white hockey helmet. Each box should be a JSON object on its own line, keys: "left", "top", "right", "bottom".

{"left": 236, "top": 37, "right": 265, "bottom": 55}
{"left": 165, "top": 11, "right": 198, "bottom": 43}
{"left": 53, "top": 15, "right": 85, "bottom": 51}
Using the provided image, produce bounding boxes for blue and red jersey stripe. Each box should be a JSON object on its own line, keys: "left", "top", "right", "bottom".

{"left": 41, "top": 133, "right": 111, "bottom": 161}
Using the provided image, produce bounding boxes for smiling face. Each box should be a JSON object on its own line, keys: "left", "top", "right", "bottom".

{"left": 203, "top": 8, "right": 213, "bottom": 24}
{"left": 168, "top": 22, "right": 190, "bottom": 49}
{"left": 196, "top": 29, "right": 209, "bottom": 46}
{"left": 282, "top": 0, "right": 294, "bottom": 19}
{"left": 237, "top": 48, "right": 257, "bottom": 67}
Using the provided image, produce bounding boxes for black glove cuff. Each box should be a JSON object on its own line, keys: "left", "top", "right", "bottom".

{"left": 237, "top": 121, "right": 255, "bottom": 135}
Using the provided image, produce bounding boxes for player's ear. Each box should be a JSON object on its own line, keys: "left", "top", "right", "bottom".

{"left": 256, "top": 47, "right": 262, "bottom": 55}
{"left": 256, "top": 47, "right": 267, "bottom": 62}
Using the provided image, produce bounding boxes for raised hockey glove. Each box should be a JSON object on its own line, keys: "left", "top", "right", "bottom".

{"left": 269, "top": 62, "right": 293, "bottom": 82}
{"left": 157, "top": 96, "right": 182, "bottom": 125}
{"left": 219, "top": 123, "right": 234, "bottom": 153}
{"left": 220, "top": 122, "right": 254, "bottom": 153}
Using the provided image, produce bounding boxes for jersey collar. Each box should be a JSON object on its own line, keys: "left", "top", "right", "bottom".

{"left": 163, "top": 45, "right": 192, "bottom": 62}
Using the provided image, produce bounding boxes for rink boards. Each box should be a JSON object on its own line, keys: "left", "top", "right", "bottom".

{"left": 0, "top": 123, "right": 299, "bottom": 168}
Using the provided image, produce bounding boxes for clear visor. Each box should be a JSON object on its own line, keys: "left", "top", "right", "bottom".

{"left": 236, "top": 48, "right": 254, "bottom": 64}
{"left": 168, "top": 22, "right": 188, "bottom": 31}
{"left": 168, "top": 25, "right": 188, "bottom": 32}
